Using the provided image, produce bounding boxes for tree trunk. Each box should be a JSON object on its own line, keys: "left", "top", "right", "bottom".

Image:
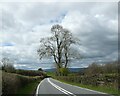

{"left": 64, "top": 46, "right": 68, "bottom": 68}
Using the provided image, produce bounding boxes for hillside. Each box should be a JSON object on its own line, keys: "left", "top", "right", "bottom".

{"left": 44, "top": 68, "right": 87, "bottom": 72}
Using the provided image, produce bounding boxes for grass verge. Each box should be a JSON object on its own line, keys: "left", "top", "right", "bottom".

{"left": 17, "top": 80, "right": 41, "bottom": 95}
{"left": 56, "top": 79, "right": 119, "bottom": 96}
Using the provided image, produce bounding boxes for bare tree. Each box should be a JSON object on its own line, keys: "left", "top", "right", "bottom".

{"left": 37, "top": 24, "right": 80, "bottom": 75}
{"left": 1, "top": 57, "right": 15, "bottom": 73}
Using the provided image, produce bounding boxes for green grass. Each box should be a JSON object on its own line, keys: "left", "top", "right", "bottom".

{"left": 17, "top": 80, "right": 41, "bottom": 94}
{"left": 47, "top": 72, "right": 55, "bottom": 77}
{"left": 56, "top": 79, "right": 119, "bottom": 96}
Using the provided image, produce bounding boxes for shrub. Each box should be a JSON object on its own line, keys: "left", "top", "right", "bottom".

{"left": 60, "top": 68, "right": 69, "bottom": 76}
{"left": 16, "top": 69, "right": 47, "bottom": 77}
{"left": 2, "top": 72, "right": 42, "bottom": 95}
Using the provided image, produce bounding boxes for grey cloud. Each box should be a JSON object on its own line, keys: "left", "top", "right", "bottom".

{"left": 1, "top": 2, "right": 118, "bottom": 69}
{"left": 61, "top": 8, "right": 118, "bottom": 59}
{"left": 2, "top": 9, "right": 16, "bottom": 29}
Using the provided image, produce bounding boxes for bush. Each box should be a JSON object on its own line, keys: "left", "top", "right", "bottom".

{"left": 60, "top": 68, "right": 69, "bottom": 76}
{"left": 16, "top": 69, "right": 47, "bottom": 77}
{"left": 2, "top": 72, "right": 42, "bottom": 95}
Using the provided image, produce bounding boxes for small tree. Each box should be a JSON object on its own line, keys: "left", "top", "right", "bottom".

{"left": 103, "top": 62, "right": 118, "bottom": 74}
{"left": 1, "top": 58, "right": 15, "bottom": 73}
{"left": 38, "top": 68, "right": 43, "bottom": 71}
{"left": 37, "top": 24, "right": 80, "bottom": 75}
{"left": 85, "top": 63, "right": 103, "bottom": 76}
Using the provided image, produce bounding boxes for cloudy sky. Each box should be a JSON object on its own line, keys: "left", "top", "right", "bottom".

{"left": 0, "top": 2, "right": 118, "bottom": 70}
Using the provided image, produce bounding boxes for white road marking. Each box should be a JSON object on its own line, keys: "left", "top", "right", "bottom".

{"left": 36, "top": 79, "right": 44, "bottom": 96}
{"left": 36, "top": 78, "right": 113, "bottom": 96}
{"left": 52, "top": 78, "right": 109, "bottom": 95}
{"left": 47, "top": 78, "right": 76, "bottom": 96}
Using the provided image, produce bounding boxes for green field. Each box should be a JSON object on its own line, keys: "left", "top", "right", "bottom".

{"left": 17, "top": 80, "right": 41, "bottom": 94}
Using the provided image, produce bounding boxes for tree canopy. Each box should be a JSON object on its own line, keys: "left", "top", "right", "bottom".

{"left": 37, "top": 24, "right": 80, "bottom": 75}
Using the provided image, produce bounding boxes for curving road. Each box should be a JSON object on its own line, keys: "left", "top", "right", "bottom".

{"left": 36, "top": 78, "right": 112, "bottom": 96}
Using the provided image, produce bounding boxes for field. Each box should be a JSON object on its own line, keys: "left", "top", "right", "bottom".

{"left": 17, "top": 80, "right": 40, "bottom": 94}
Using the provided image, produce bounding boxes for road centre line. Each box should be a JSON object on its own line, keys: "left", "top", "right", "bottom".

{"left": 47, "top": 78, "right": 76, "bottom": 96}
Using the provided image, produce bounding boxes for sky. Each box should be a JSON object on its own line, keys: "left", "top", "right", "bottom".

{"left": 0, "top": 2, "right": 118, "bottom": 70}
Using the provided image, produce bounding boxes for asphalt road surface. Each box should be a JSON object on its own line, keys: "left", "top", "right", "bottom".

{"left": 36, "top": 78, "right": 112, "bottom": 96}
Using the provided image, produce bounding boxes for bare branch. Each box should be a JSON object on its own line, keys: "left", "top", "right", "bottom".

{"left": 37, "top": 24, "right": 81, "bottom": 72}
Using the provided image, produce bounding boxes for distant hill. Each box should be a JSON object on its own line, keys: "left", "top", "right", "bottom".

{"left": 44, "top": 68, "right": 87, "bottom": 73}
{"left": 69, "top": 68, "right": 87, "bottom": 72}
{"left": 44, "top": 68, "right": 55, "bottom": 72}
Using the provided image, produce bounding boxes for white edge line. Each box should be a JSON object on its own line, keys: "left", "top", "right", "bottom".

{"left": 36, "top": 79, "right": 44, "bottom": 96}
{"left": 51, "top": 78, "right": 112, "bottom": 95}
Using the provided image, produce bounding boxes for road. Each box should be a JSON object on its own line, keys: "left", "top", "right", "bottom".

{"left": 36, "top": 78, "right": 112, "bottom": 96}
